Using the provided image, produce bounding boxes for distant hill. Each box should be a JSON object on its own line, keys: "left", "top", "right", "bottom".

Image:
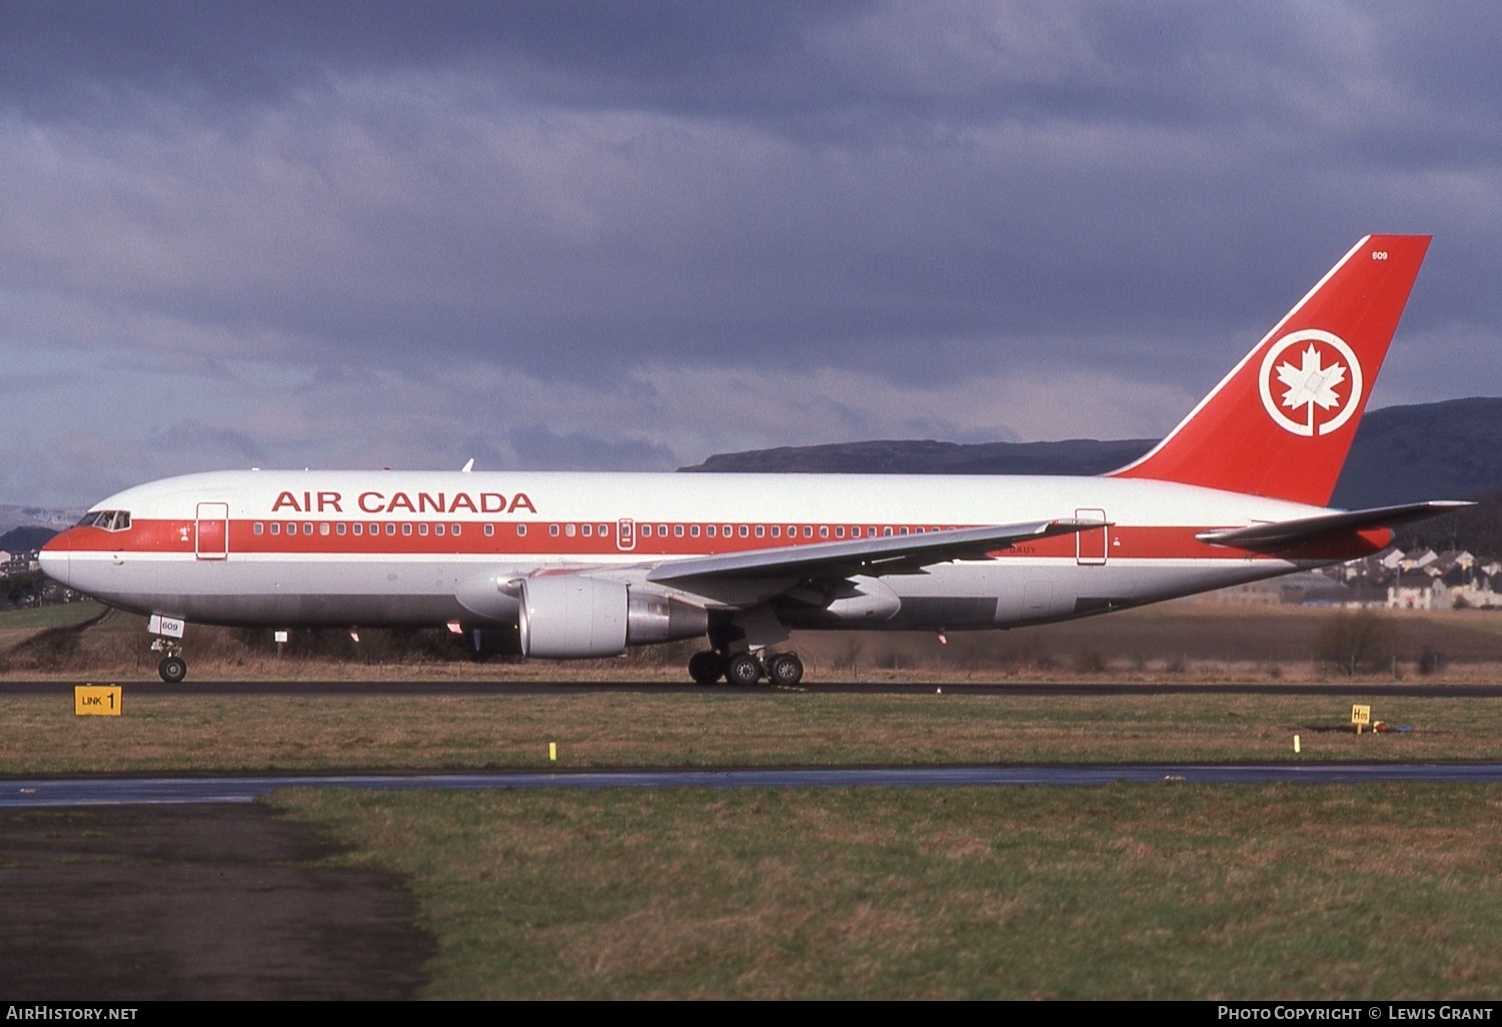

{"left": 686, "top": 437, "right": 1155, "bottom": 476}
{"left": 682, "top": 397, "right": 1502, "bottom": 508}
{"left": 1329, "top": 398, "right": 1502, "bottom": 508}
{"left": 0, "top": 526, "right": 58, "bottom": 552}
{"left": 0, "top": 504, "right": 80, "bottom": 537}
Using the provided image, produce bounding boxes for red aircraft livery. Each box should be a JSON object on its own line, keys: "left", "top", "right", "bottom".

{"left": 41, "top": 235, "right": 1467, "bottom": 685}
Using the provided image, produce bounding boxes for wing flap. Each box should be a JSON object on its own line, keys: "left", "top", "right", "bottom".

{"left": 646, "top": 518, "right": 1099, "bottom": 585}
{"left": 1195, "top": 500, "right": 1474, "bottom": 550}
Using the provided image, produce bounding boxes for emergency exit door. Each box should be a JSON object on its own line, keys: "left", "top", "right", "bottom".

{"left": 196, "top": 502, "right": 229, "bottom": 560}
{"left": 1074, "top": 507, "right": 1107, "bottom": 566}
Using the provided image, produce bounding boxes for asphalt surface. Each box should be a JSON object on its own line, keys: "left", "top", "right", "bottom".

{"left": 9, "top": 763, "right": 1502, "bottom": 809}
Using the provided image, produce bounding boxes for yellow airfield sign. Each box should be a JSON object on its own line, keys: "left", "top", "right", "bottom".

{"left": 74, "top": 685, "right": 122, "bottom": 716}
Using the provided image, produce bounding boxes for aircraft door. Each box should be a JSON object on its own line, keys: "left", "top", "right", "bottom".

{"left": 196, "top": 502, "right": 229, "bottom": 560}
{"left": 1074, "top": 508, "right": 1107, "bottom": 566}
{"left": 617, "top": 518, "right": 636, "bottom": 552}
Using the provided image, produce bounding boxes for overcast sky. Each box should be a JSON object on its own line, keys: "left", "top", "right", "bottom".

{"left": 2, "top": 1, "right": 1498, "bottom": 506}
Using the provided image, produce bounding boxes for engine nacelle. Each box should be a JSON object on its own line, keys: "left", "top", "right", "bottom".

{"left": 518, "top": 576, "right": 708, "bottom": 658}
{"left": 454, "top": 573, "right": 522, "bottom": 623}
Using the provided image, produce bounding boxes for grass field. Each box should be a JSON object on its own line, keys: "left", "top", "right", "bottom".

{"left": 7, "top": 600, "right": 1502, "bottom": 999}
{"left": 0, "top": 600, "right": 105, "bottom": 651}
{"left": 5, "top": 601, "right": 1502, "bottom": 682}
{"left": 4, "top": 691, "right": 1502, "bottom": 774}
{"left": 275, "top": 783, "right": 1502, "bottom": 999}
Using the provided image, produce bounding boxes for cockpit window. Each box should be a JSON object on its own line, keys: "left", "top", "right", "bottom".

{"left": 77, "top": 510, "right": 132, "bottom": 531}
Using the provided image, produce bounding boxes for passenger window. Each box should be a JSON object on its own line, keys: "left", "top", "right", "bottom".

{"left": 402, "top": 523, "right": 413, "bottom": 536}
{"left": 353, "top": 523, "right": 363, "bottom": 536}
{"left": 270, "top": 523, "right": 280, "bottom": 536}
{"left": 566, "top": 524, "right": 576, "bottom": 537}
{"left": 549, "top": 524, "right": 559, "bottom": 537}
{"left": 820, "top": 526, "right": 829, "bottom": 539}
{"left": 582, "top": 524, "right": 592, "bottom": 537}
{"left": 386, "top": 523, "right": 396, "bottom": 536}
{"left": 836, "top": 526, "right": 845, "bottom": 538}
{"left": 674, "top": 524, "right": 684, "bottom": 537}
{"left": 803, "top": 526, "right": 813, "bottom": 538}
{"left": 755, "top": 525, "right": 764, "bottom": 538}
{"left": 419, "top": 523, "right": 429, "bottom": 536}
{"left": 253, "top": 523, "right": 264, "bottom": 535}
{"left": 739, "top": 525, "right": 748, "bottom": 538}
{"left": 690, "top": 525, "right": 700, "bottom": 537}
{"left": 707, "top": 525, "right": 716, "bottom": 538}
{"left": 320, "top": 523, "right": 331, "bottom": 536}
{"left": 336, "top": 523, "right": 346, "bottom": 536}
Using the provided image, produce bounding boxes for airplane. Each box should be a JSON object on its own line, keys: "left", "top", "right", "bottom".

{"left": 39, "top": 234, "right": 1468, "bottom": 685}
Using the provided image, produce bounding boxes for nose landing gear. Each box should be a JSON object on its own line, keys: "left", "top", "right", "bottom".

{"left": 150, "top": 638, "right": 188, "bottom": 683}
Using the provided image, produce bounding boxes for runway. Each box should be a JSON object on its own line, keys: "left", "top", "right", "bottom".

{"left": 8, "top": 762, "right": 1502, "bottom": 807}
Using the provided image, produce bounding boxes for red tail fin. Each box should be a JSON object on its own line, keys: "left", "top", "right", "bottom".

{"left": 1110, "top": 234, "right": 1431, "bottom": 506}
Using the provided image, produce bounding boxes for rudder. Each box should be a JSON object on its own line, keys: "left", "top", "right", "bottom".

{"left": 1110, "top": 234, "right": 1431, "bottom": 506}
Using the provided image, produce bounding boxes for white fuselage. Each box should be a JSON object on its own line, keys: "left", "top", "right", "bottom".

{"left": 39, "top": 469, "right": 1358, "bottom": 635}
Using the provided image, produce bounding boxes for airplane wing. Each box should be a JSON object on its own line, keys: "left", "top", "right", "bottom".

{"left": 646, "top": 518, "right": 1099, "bottom": 586}
{"left": 1195, "top": 500, "right": 1474, "bottom": 550}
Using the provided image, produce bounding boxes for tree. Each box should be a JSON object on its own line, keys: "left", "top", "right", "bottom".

{"left": 1313, "top": 610, "right": 1392, "bottom": 677}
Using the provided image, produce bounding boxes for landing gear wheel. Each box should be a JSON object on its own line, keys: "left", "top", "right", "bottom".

{"left": 688, "top": 650, "right": 726, "bottom": 685}
{"left": 158, "top": 656, "right": 188, "bottom": 684}
{"left": 767, "top": 652, "right": 804, "bottom": 686}
{"left": 726, "top": 652, "right": 763, "bottom": 686}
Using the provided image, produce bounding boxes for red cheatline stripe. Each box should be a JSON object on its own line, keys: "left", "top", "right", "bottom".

{"left": 52, "top": 520, "right": 1391, "bottom": 562}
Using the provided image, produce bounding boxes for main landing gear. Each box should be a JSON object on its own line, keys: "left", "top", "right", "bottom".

{"left": 151, "top": 638, "right": 188, "bottom": 683}
{"left": 687, "top": 649, "right": 804, "bottom": 687}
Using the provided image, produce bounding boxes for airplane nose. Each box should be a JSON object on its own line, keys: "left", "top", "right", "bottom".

{"left": 37, "top": 533, "right": 71, "bottom": 586}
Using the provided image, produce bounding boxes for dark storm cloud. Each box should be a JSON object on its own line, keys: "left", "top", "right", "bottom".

{"left": 2, "top": 2, "right": 1499, "bottom": 504}
{"left": 0, "top": 1, "right": 866, "bottom": 118}
{"left": 508, "top": 425, "right": 677, "bottom": 472}
{"left": 143, "top": 419, "right": 267, "bottom": 464}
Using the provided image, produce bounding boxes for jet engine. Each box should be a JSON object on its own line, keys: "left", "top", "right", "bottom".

{"left": 518, "top": 576, "right": 709, "bottom": 658}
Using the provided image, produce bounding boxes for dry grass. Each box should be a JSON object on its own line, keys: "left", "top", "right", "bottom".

{"left": 276, "top": 783, "right": 1502, "bottom": 999}
{"left": 4, "top": 690, "right": 1502, "bottom": 775}
{"left": 5, "top": 602, "right": 1502, "bottom": 683}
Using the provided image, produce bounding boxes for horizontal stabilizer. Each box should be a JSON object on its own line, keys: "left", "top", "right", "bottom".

{"left": 648, "top": 519, "right": 1099, "bottom": 585}
{"left": 1195, "top": 501, "right": 1474, "bottom": 550}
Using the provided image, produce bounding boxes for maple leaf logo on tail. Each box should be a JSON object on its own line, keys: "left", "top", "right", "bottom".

{"left": 1258, "top": 329, "right": 1363, "bottom": 437}
{"left": 1278, "top": 344, "right": 1346, "bottom": 430}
